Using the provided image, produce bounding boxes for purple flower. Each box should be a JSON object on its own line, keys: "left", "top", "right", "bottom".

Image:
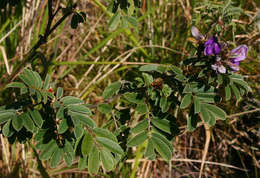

{"left": 211, "top": 63, "right": 226, "bottom": 74}
{"left": 204, "top": 36, "right": 222, "bottom": 56}
{"left": 191, "top": 26, "right": 205, "bottom": 41}
{"left": 228, "top": 45, "right": 247, "bottom": 71}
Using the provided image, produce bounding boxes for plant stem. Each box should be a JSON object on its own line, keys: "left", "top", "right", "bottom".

{"left": 130, "top": 141, "right": 148, "bottom": 178}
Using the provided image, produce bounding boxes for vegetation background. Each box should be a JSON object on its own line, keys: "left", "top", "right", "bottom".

{"left": 0, "top": 0, "right": 259, "bottom": 177}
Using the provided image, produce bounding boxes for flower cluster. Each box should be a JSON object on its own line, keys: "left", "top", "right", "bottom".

{"left": 191, "top": 26, "right": 248, "bottom": 73}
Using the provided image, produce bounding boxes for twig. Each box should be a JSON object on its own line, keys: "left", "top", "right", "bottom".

{"left": 199, "top": 124, "right": 211, "bottom": 178}
{"left": 125, "top": 158, "right": 248, "bottom": 172}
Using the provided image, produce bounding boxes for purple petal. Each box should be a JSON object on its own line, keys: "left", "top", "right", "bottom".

{"left": 228, "top": 61, "right": 240, "bottom": 72}
{"left": 191, "top": 26, "right": 205, "bottom": 41}
{"left": 204, "top": 36, "right": 222, "bottom": 56}
{"left": 230, "top": 45, "right": 247, "bottom": 62}
{"left": 213, "top": 43, "right": 221, "bottom": 54}
{"left": 205, "top": 37, "right": 214, "bottom": 46}
{"left": 230, "top": 65, "right": 240, "bottom": 71}
{"left": 204, "top": 46, "right": 213, "bottom": 56}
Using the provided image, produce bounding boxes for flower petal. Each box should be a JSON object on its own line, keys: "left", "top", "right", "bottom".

{"left": 191, "top": 26, "right": 205, "bottom": 41}
{"left": 230, "top": 45, "right": 247, "bottom": 62}
{"left": 217, "top": 65, "right": 226, "bottom": 73}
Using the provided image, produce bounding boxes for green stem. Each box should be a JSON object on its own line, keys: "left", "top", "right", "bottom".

{"left": 28, "top": 141, "right": 50, "bottom": 178}
{"left": 130, "top": 141, "right": 148, "bottom": 178}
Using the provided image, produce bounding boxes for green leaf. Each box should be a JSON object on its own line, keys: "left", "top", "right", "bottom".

{"left": 58, "top": 118, "right": 69, "bottom": 134}
{"left": 3, "top": 120, "right": 14, "bottom": 137}
{"left": 144, "top": 140, "right": 155, "bottom": 158}
{"left": 180, "top": 93, "right": 192, "bottom": 109}
{"left": 100, "top": 149, "right": 115, "bottom": 171}
{"left": 151, "top": 136, "right": 172, "bottom": 161}
{"left": 98, "top": 103, "right": 112, "bottom": 114}
{"left": 196, "top": 92, "right": 216, "bottom": 103}
{"left": 12, "top": 116, "right": 23, "bottom": 131}
{"left": 93, "top": 128, "right": 118, "bottom": 142}
{"left": 56, "top": 87, "right": 63, "bottom": 99}
{"left": 102, "top": 82, "right": 121, "bottom": 99}
{"left": 64, "top": 140, "right": 74, "bottom": 153}
{"left": 127, "top": 131, "right": 148, "bottom": 147}
{"left": 5, "top": 82, "right": 26, "bottom": 89}
{"left": 160, "top": 95, "right": 168, "bottom": 113}
{"left": 193, "top": 96, "right": 201, "bottom": 114}
{"left": 39, "top": 140, "right": 57, "bottom": 160}
{"left": 63, "top": 141, "right": 74, "bottom": 166}
{"left": 56, "top": 106, "right": 64, "bottom": 119}
{"left": 21, "top": 113, "right": 35, "bottom": 132}
{"left": 151, "top": 132, "right": 173, "bottom": 153}
{"left": 32, "top": 71, "right": 42, "bottom": 88}
{"left": 231, "top": 76, "right": 250, "bottom": 91}
{"left": 231, "top": 84, "right": 241, "bottom": 100}
{"left": 139, "top": 64, "right": 158, "bottom": 71}
{"left": 187, "top": 114, "right": 198, "bottom": 132}
{"left": 0, "top": 109, "right": 16, "bottom": 124}
{"left": 204, "top": 103, "right": 226, "bottom": 120}
{"left": 200, "top": 107, "right": 209, "bottom": 123}
{"left": 64, "top": 151, "right": 74, "bottom": 166}
{"left": 96, "top": 137, "right": 124, "bottom": 155}
{"left": 81, "top": 132, "right": 94, "bottom": 156}
{"left": 69, "top": 111, "right": 96, "bottom": 128}
{"left": 68, "top": 105, "right": 92, "bottom": 115}
{"left": 88, "top": 146, "right": 100, "bottom": 175}
{"left": 225, "top": 85, "right": 231, "bottom": 101}
{"left": 130, "top": 120, "right": 148, "bottom": 134}
{"left": 170, "top": 66, "right": 183, "bottom": 75}
{"left": 136, "top": 103, "right": 148, "bottom": 115}
{"left": 151, "top": 118, "right": 171, "bottom": 134}
{"left": 19, "top": 69, "right": 35, "bottom": 87}
{"left": 78, "top": 156, "right": 87, "bottom": 170}
{"left": 50, "top": 148, "right": 63, "bottom": 168}
{"left": 29, "top": 110, "right": 43, "bottom": 128}
{"left": 74, "top": 124, "right": 84, "bottom": 139}
{"left": 162, "top": 84, "right": 172, "bottom": 97}
{"left": 125, "top": 16, "right": 138, "bottom": 27}
{"left": 142, "top": 73, "right": 153, "bottom": 85}
{"left": 61, "top": 96, "right": 83, "bottom": 105}
{"left": 43, "top": 74, "right": 51, "bottom": 89}
{"left": 108, "top": 12, "right": 121, "bottom": 31}
{"left": 207, "top": 111, "right": 216, "bottom": 126}
{"left": 123, "top": 92, "right": 144, "bottom": 104}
